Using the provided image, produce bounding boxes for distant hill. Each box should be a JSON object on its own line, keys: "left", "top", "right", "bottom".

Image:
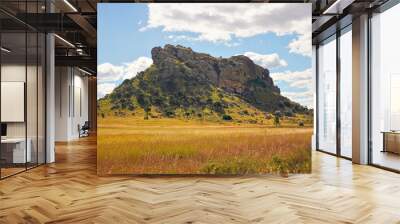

{"left": 98, "top": 45, "right": 311, "bottom": 122}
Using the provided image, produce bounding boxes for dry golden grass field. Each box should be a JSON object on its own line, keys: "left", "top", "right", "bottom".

{"left": 97, "top": 117, "right": 312, "bottom": 175}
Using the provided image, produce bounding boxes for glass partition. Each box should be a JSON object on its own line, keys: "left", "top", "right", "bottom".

{"left": 0, "top": 2, "right": 46, "bottom": 179}
{"left": 317, "top": 35, "right": 337, "bottom": 154}
{"left": 339, "top": 27, "right": 352, "bottom": 158}
{"left": 370, "top": 3, "right": 400, "bottom": 171}
{"left": 1, "top": 31, "right": 28, "bottom": 177}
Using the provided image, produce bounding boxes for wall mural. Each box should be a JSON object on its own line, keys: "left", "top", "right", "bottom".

{"left": 97, "top": 3, "right": 313, "bottom": 175}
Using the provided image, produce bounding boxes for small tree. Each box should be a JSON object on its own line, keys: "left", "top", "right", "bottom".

{"left": 274, "top": 110, "right": 281, "bottom": 127}
{"left": 144, "top": 107, "right": 150, "bottom": 120}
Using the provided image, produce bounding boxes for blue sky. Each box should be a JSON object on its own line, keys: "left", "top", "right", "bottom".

{"left": 97, "top": 3, "right": 313, "bottom": 108}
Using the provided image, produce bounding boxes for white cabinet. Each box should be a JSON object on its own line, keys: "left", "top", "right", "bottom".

{"left": 1, "top": 138, "right": 32, "bottom": 163}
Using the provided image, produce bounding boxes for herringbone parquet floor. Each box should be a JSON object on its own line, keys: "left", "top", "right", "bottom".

{"left": 1, "top": 136, "right": 400, "bottom": 224}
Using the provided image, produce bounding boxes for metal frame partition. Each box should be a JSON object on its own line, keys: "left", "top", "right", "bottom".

{"left": 338, "top": 24, "right": 353, "bottom": 160}
{"left": 336, "top": 28, "right": 341, "bottom": 158}
{"left": 315, "top": 20, "right": 353, "bottom": 161}
{"left": 0, "top": 1, "right": 47, "bottom": 180}
{"left": 367, "top": 0, "right": 400, "bottom": 173}
{"left": 315, "top": 0, "right": 400, "bottom": 173}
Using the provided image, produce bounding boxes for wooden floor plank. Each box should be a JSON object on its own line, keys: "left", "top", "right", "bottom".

{"left": 0, "top": 136, "right": 400, "bottom": 223}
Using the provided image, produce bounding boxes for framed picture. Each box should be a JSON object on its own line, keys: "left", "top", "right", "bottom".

{"left": 97, "top": 3, "right": 313, "bottom": 175}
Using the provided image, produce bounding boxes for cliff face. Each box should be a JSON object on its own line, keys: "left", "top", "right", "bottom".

{"left": 98, "top": 45, "right": 310, "bottom": 121}
{"left": 151, "top": 45, "right": 280, "bottom": 95}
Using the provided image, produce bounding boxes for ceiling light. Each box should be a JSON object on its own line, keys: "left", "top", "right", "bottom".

{"left": 78, "top": 67, "right": 92, "bottom": 76}
{"left": 63, "top": 0, "right": 78, "bottom": 12}
{"left": 1, "top": 47, "right": 11, "bottom": 53}
{"left": 54, "top": 34, "right": 75, "bottom": 48}
{"left": 76, "top": 48, "right": 85, "bottom": 55}
{"left": 322, "top": 0, "right": 355, "bottom": 15}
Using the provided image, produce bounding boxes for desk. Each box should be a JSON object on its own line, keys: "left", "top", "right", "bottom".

{"left": 382, "top": 131, "right": 400, "bottom": 154}
{"left": 1, "top": 138, "right": 31, "bottom": 163}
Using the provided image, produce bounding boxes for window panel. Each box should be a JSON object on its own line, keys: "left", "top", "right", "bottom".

{"left": 371, "top": 3, "right": 400, "bottom": 171}
{"left": 317, "top": 36, "right": 337, "bottom": 154}
{"left": 340, "top": 28, "right": 352, "bottom": 158}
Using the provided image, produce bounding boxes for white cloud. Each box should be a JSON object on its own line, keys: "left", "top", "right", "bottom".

{"left": 290, "top": 79, "right": 312, "bottom": 88}
{"left": 271, "top": 68, "right": 313, "bottom": 108}
{"left": 167, "top": 34, "right": 199, "bottom": 42}
{"left": 282, "top": 90, "right": 313, "bottom": 98}
{"left": 123, "top": 57, "right": 153, "bottom": 80}
{"left": 243, "top": 52, "right": 287, "bottom": 69}
{"left": 97, "top": 63, "right": 124, "bottom": 82}
{"left": 97, "top": 57, "right": 153, "bottom": 98}
{"left": 98, "top": 57, "right": 152, "bottom": 83}
{"left": 142, "top": 3, "right": 311, "bottom": 51}
{"left": 288, "top": 33, "right": 311, "bottom": 57}
{"left": 270, "top": 68, "right": 312, "bottom": 83}
{"left": 97, "top": 82, "right": 117, "bottom": 99}
{"left": 166, "top": 35, "right": 241, "bottom": 47}
{"left": 282, "top": 90, "right": 313, "bottom": 108}
{"left": 271, "top": 68, "right": 314, "bottom": 108}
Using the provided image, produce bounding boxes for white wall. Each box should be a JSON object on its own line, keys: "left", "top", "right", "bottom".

{"left": 55, "top": 66, "right": 70, "bottom": 141}
{"left": 55, "top": 67, "right": 89, "bottom": 141}
{"left": 72, "top": 73, "right": 89, "bottom": 138}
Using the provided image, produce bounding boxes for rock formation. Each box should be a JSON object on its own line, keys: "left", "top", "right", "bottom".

{"left": 98, "top": 45, "right": 310, "bottom": 120}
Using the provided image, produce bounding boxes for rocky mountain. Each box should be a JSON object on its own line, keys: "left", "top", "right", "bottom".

{"left": 98, "top": 45, "right": 310, "bottom": 121}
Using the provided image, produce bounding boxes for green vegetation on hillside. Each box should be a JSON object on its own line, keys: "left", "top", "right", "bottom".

{"left": 98, "top": 45, "right": 313, "bottom": 125}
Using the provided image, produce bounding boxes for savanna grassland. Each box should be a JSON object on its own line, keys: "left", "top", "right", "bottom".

{"left": 97, "top": 117, "right": 312, "bottom": 175}
{"left": 97, "top": 45, "right": 313, "bottom": 175}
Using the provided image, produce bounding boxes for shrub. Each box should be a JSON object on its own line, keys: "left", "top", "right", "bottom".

{"left": 249, "top": 120, "right": 257, "bottom": 124}
{"left": 213, "top": 101, "right": 225, "bottom": 114}
{"left": 163, "top": 107, "right": 175, "bottom": 117}
{"left": 269, "top": 155, "right": 288, "bottom": 177}
{"left": 222, "top": 114, "right": 232, "bottom": 121}
{"left": 184, "top": 111, "right": 191, "bottom": 118}
{"left": 284, "top": 109, "right": 294, "bottom": 117}
{"left": 200, "top": 159, "right": 257, "bottom": 175}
